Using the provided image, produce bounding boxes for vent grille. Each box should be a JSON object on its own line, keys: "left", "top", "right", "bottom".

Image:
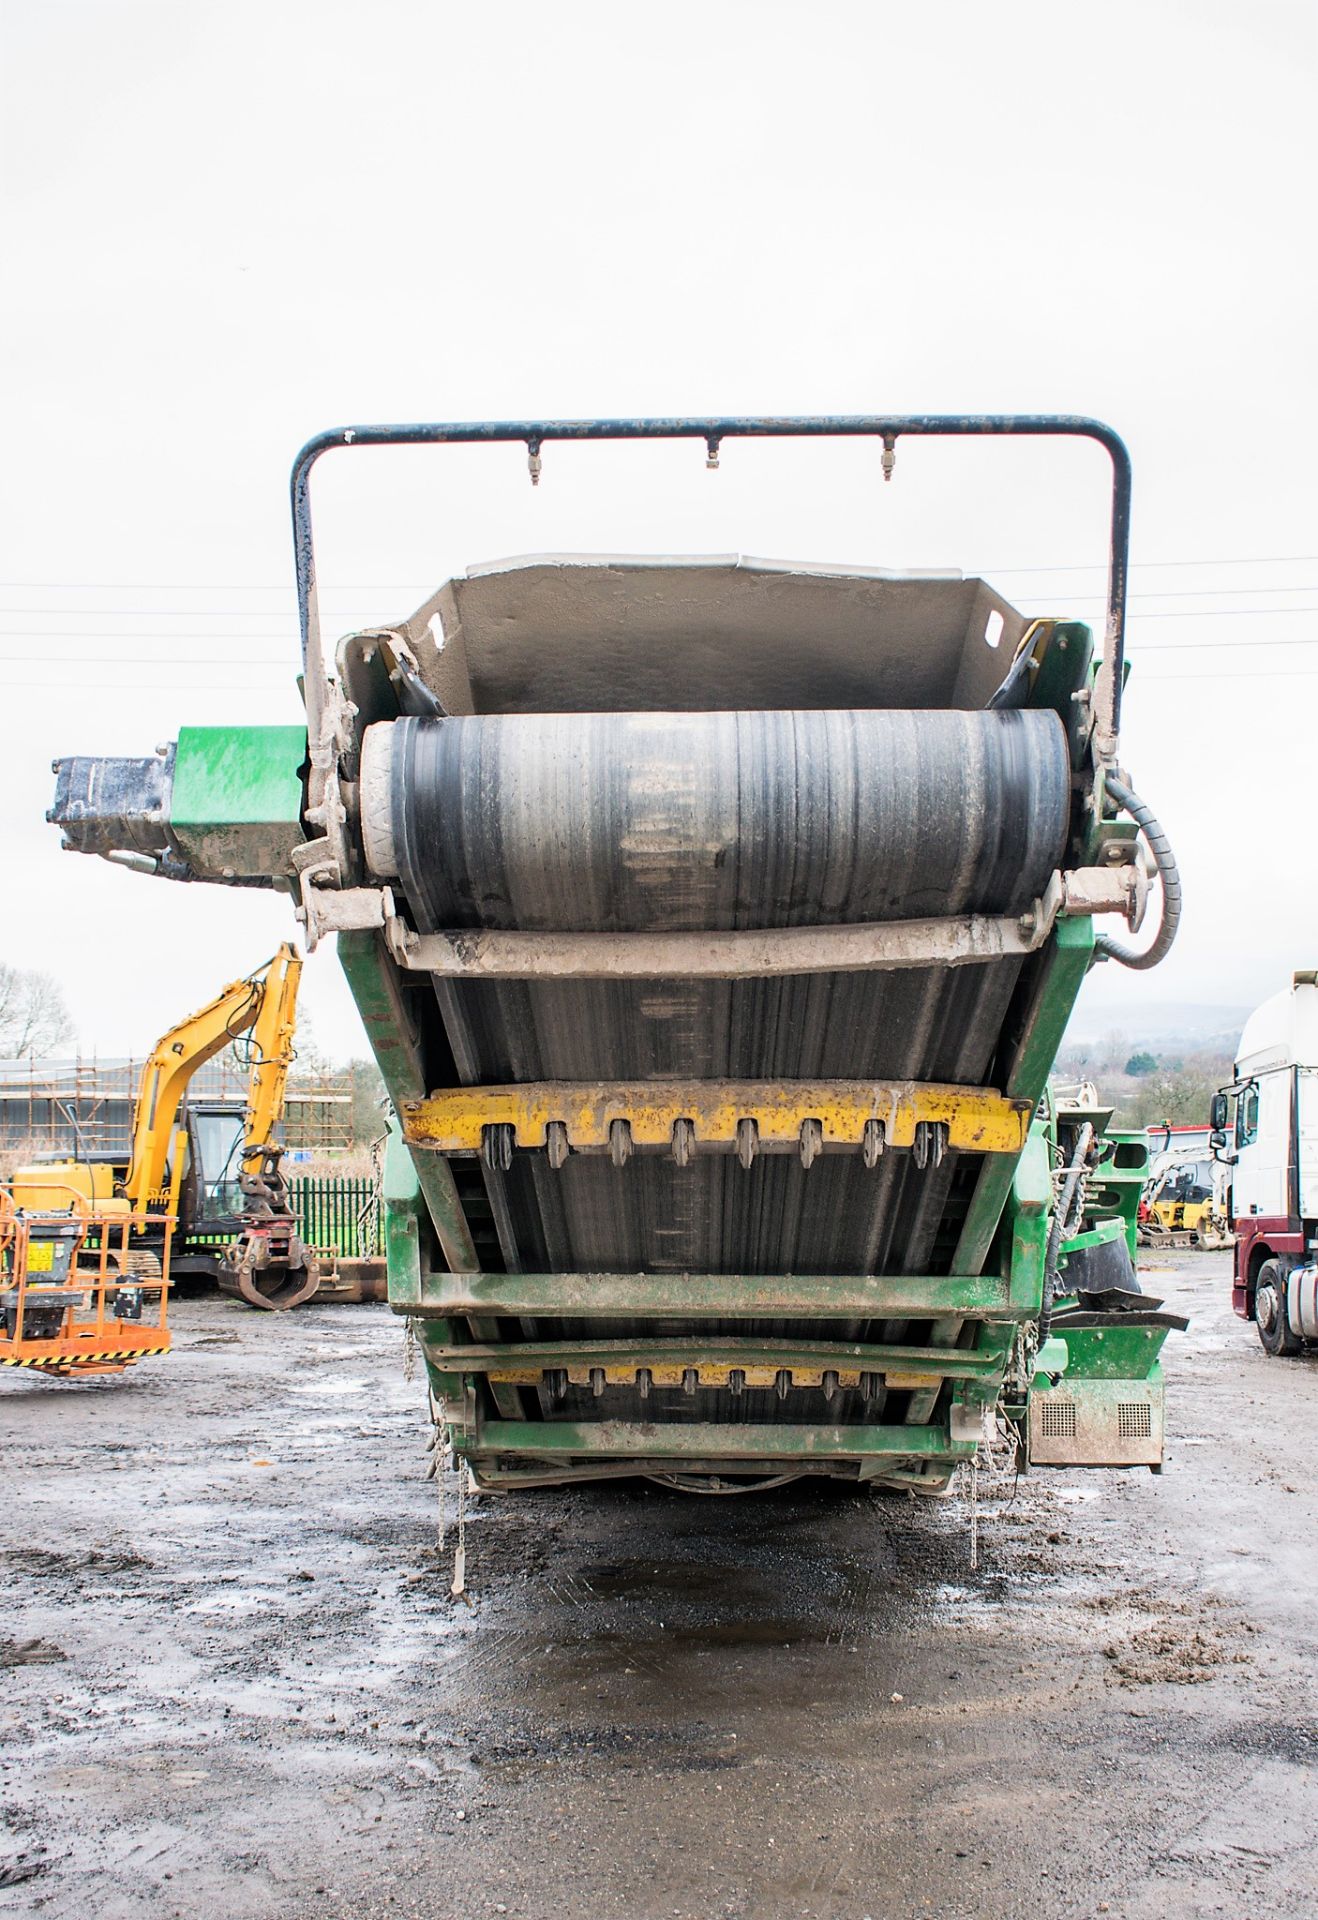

{"left": 1039, "top": 1399, "right": 1077, "bottom": 1438}
{"left": 1118, "top": 1400, "right": 1153, "bottom": 1438}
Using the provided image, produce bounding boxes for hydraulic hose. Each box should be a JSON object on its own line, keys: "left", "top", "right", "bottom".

{"left": 1094, "top": 775, "right": 1181, "bottom": 971}
{"left": 1038, "top": 1121, "right": 1096, "bottom": 1349}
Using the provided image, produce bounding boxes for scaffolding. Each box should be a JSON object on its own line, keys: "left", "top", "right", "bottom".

{"left": 0, "top": 1054, "right": 354, "bottom": 1161}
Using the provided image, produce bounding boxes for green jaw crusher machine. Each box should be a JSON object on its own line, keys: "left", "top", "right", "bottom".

{"left": 50, "top": 416, "right": 1184, "bottom": 1494}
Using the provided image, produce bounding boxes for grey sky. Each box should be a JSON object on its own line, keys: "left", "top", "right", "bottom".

{"left": 3, "top": 0, "right": 1315, "bottom": 1061}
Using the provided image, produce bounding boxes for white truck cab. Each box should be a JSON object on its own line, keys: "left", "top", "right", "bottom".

{"left": 1219, "top": 973, "right": 1318, "bottom": 1351}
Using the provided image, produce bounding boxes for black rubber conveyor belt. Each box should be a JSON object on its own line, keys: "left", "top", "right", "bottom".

{"left": 367, "top": 709, "right": 1068, "bottom": 934}
{"left": 364, "top": 707, "right": 1070, "bottom": 1429}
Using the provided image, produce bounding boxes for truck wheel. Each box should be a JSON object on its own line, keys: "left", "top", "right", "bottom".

{"left": 1255, "top": 1259, "right": 1302, "bottom": 1356}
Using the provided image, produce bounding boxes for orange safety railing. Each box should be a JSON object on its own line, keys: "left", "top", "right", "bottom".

{"left": 0, "top": 1182, "right": 175, "bottom": 1376}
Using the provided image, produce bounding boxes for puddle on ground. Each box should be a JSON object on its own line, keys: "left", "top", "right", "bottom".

{"left": 286, "top": 1378, "right": 369, "bottom": 1397}
{"left": 183, "top": 1584, "right": 291, "bottom": 1614}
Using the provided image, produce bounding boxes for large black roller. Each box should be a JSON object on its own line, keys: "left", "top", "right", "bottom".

{"left": 361, "top": 708, "right": 1071, "bottom": 932}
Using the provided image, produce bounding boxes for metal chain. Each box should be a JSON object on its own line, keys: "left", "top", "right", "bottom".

{"left": 357, "top": 1130, "right": 386, "bottom": 1257}
{"left": 451, "top": 1462, "right": 467, "bottom": 1598}
{"left": 1050, "top": 1146, "right": 1094, "bottom": 1237}
{"left": 403, "top": 1312, "right": 417, "bottom": 1381}
{"left": 435, "top": 1431, "right": 449, "bottom": 1548}
{"left": 1062, "top": 1157, "right": 1093, "bottom": 1237}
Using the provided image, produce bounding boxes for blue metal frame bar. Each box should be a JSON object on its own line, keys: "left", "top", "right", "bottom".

{"left": 289, "top": 414, "right": 1132, "bottom": 731}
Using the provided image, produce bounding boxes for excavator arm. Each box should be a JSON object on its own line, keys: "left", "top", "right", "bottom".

{"left": 238, "top": 945, "right": 302, "bottom": 1167}
{"left": 219, "top": 944, "right": 321, "bottom": 1311}
{"left": 124, "top": 945, "right": 301, "bottom": 1211}
{"left": 123, "top": 943, "right": 319, "bottom": 1310}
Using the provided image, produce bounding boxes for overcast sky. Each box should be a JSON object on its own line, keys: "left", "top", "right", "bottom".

{"left": 3, "top": 0, "right": 1315, "bottom": 1063}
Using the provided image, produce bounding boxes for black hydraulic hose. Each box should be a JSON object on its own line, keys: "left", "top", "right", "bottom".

{"left": 1094, "top": 775, "right": 1181, "bottom": 971}
{"left": 1038, "top": 1122, "right": 1096, "bottom": 1349}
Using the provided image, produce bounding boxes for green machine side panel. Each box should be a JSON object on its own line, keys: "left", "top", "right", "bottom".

{"left": 170, "top": 725, "right": 306, "bottom": 876}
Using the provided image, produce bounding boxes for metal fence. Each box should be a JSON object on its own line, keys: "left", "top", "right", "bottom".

{"left": 288, "top": 1176, "right": 380, "bottom": 1258}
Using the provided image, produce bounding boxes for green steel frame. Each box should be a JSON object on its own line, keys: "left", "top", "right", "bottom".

{"left": 345, "top": 868, "right": 1122, "bottom": 1487}
{"left": 321, "top": 536, "right": 1162, "bottom": 1488}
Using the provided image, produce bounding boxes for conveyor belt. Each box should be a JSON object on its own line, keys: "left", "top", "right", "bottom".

{"left": 364, "top": 709, "right": 1067, "bottom": 933}
{"left": 363, "top": 707, "right": 1071, "bottom": 1436}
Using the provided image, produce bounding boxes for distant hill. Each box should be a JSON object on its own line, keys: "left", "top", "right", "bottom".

{"left": 1063, "top": 999, "right": 1248, "bottom": 1051}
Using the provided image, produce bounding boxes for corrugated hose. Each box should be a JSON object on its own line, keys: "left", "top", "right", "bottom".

{"left": 1094, "top": 775, "right": 1181, "bottom": 971}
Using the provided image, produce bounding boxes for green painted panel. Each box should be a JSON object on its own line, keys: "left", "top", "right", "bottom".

{"left": 1052, "top": 1324, "right": 1171, "bottom": 1380}
{"left": 383, "top": 1124, "right": 423, "bottom": 1310}
{"left": 468, "top": 1418, "right": 974, "bottom": 1463}
{"left": 170, "top": 725, "right": 306, "bottom": 877}
{"left": 1086, "top": 1128, "right": 1147, "bottom": 1257}
{"left": 1006, "top": 1126, "right": 1050, "bottom": 1317}
{"left": 338, "top": 931, "right": 479, "bottom": 1275}
{"left": 952, "top": 916, "right": 1096, "bottom": 1277}
{"left": 1028, "top": 620, "right": 1095, "bottom": 764}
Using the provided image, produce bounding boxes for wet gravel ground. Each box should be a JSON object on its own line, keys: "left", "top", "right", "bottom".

{"left": 1, "top": 1248, "right": 1315, "bottom": 1920}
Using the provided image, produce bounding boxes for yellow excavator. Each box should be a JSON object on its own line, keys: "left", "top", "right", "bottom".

{"left": 12, "top": 945, "right": 321, "bottom": 1309}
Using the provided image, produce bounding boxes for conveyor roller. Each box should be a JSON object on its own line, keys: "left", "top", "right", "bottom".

{"left": 361, "top": 708, "right": 1070, "bottom": 930}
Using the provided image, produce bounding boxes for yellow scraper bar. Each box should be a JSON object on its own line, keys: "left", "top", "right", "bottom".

{"left": 486, "top": 1366, "right": 940, "bottom": 1391}
{"left": 401, "top": 1078, "right": 1031, "bottom": 1156}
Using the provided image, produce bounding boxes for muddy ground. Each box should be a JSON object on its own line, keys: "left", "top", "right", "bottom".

{"left": 1, "top": 1248, "right": 1315, "bottom": 1920}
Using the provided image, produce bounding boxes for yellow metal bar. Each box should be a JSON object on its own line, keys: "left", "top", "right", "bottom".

{"left": 484, "top": 1365, "right": 957, "bottom": 1391}
{"left": 402, "top": 1078, "right": 1031, "bottom": 1156}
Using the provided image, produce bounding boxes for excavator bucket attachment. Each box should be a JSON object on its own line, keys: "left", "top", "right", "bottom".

{"left": 217, "top": 1143, "right": 323, "bottom": 1311}
{"left": 218, "top": 1241, "right": 322, "bottom": 1312}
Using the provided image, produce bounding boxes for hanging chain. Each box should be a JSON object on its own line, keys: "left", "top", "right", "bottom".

{"left": 358, "top": 1129, "right": 387, "bottom": 1258}
{"left": 435, "top": 1432, "right": 450, "bottom": 1548}
{"left": 1049, "top": 1129, "right": 1097, "bottom": 1240}
{"left": 451, "top": 1461, "right": 468, "bottom": 1598}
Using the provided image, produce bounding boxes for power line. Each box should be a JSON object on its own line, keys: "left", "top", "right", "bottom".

{"left": 0, "top": 661, "right": 294, "bottom": 669}
{"left": 1019, "top": 583, "right": 1318, "bottom": 600}
{"left": 0, "top": 682, "right": 303, "bottom": 693}
{"left": 1128, "top": 634, "right": 1318, "bottom": 652}
{"left": 0, "top": 629, "right": 1312, "bottom": 665}
{"left": 6, "top": 607, "right": 1318, "bottom": 643}
{"left": 0, "top": 645, "right": 301, "bottom": 652}
{"left": 0, "top": 606, "right": 398, "bottom": 617}
{"left": 3, "top": 554, "right": 1318, "bottom": 593}
{"left": 1021, "top": 605, "right": 1318, "bottom": 619}
{"left": 984, "top": 554, "right": 1318, "bottom": 576}
{"left": 1136, "top": 668, "right": 1318, "bottom": 683}
{"left": 6, "top": 628, "right": 1318, "bottom": 670}
{"left": 7, "top": 584, "right": 1318, "bottom": 618}
{"left": 10, "top": 666, "right": 1318, "bottom": 692}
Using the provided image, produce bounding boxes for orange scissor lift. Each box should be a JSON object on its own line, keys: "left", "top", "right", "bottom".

{"left": 0, "top": 1183, "right": 173, "bottom": 1378}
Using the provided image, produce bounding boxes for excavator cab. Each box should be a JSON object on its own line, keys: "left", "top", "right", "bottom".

{"left": 185, "top": 1102, "right": 248, "bottom": 1229}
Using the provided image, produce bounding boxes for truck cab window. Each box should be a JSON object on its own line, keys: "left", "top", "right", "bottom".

{"left": 1236, "top": 1084, "right": 1259, "bottom": 1149}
